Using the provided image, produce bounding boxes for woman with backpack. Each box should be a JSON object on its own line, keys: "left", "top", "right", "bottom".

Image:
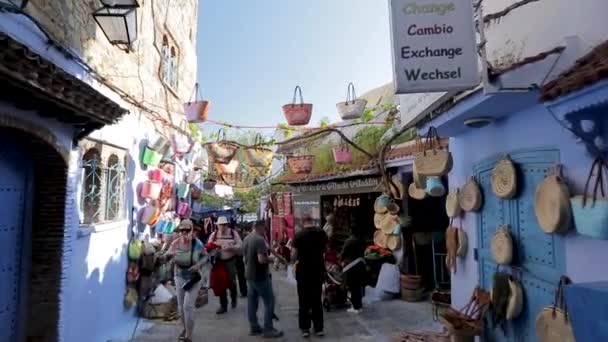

{"left": 208, "top": 216, "right": 243, "bottom": 314}
{"left": 159, "top": 219, "right": 207, "bottom": 342}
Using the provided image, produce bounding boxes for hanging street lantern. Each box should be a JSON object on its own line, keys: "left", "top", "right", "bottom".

{"left": 92, "top": 0, "right": 139, "bottom": 51}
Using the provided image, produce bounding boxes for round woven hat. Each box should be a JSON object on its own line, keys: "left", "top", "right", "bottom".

{"left": 374, "top": 230, "right": 388, "bottom": 248}
{"left": 445, "top": 188, "right": 461, "bottom": 218}
{"left": 460, "top": 177, "right": 482, "bottom": 212}
{"left": 374, "top": 194, "right": 391, "bottom": 214}
{"left": 491, "top": 225, "right": 513, "bottom": 265}
{"left": 374, "top": 213, "right": 387, "bottom": 229}
{"left": 381, "top": 215, "right": 399, "bottom": 234}
{"left": 387, "top": 234, "right": 401, "bottom": 251}
{"left": 506, "top": 278, "right": 523, "bottom": 320}
{"left": 408, "top": 182, "right": 427, "bottom": 200}
{"left": 492, "top": 156, "right": 517, "bottom": 199}
{"left": 535, "top": 167, "right": 571, "bottom": 234}
{"left": 536, "top": 308, "right": 575, "bottom": 342}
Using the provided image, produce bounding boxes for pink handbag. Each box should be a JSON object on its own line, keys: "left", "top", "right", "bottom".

{"left": 177, "top": 202, "right": 191, "bottom": 217}
{"left": 333, "top": 146, "right": 352, "bottom": 164}
{"left": 149, "top": 169, "right": 163, "bottom": 183}
{"left": 282, "top": 86, "right": 312, "bottom": 126}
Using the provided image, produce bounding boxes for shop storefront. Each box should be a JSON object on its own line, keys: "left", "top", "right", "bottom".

{"left": 416, "top": 40, "right": 608, "bottom": 341}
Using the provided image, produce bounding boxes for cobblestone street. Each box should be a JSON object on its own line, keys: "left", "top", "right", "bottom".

{"left": 125, "top": 272, "right": 440, "bottom": 342}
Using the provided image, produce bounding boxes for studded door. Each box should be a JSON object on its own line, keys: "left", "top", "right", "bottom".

{"left": 474, "top": 148, "right": 566, "bottom": 342}
{"left": 0, "top": 139, "right": 30, "bottom": 342}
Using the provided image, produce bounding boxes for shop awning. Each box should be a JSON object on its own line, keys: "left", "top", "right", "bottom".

{"left": 0, "top": 31, "right": 128, "bottom": 140}
{"left": 541, "top": 40, "right": 608, "bottom": 116}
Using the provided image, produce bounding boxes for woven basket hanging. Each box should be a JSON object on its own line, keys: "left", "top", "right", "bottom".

{"left": 534, "top": 164, "right": 572, "bottom": 234}
{"left": 414, "top": 127, "right": 453, "bottom": 177}
{"left": 413, "top": 137, "right": 427, "bottom": 188}
{"left": 408, "top": 182, "right": 427, "bottom": 200}
{"left": 460, "top": 177, "right": 483, "bottom": 212}
{"left": 491, "top": 225, "right": 513, "bottom": 265}
{"left": 491, "top": 155, "right": 517, "bottom": 199}
{"left": 446, "top": 188, "right": 462, "bottom": 218}
{"left": 387, "top": 234, "right": 402, "bottom": 251}
{"left": 204, "top": 129, "right": 239, "bottom": 164}
{"left": 536, "top": 276, "right": 575, "bottom": 342}
{"left": 374, "top": 213, "right": 386, "bottom": 229}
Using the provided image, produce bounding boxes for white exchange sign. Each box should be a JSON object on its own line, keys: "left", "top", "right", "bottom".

{"left": 389, "top": 0, "right": 479, "bottom": 93}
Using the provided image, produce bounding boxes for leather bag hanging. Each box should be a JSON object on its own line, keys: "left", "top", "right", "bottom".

{"left": 445, "top": 188, "right": 462, "bottom": 218}
{"left": 535, "top": 164, "right": 572, "bottom": 234}
{"left": 445, "top": 220, "right": 458, "bottom": 273}
{"left": 456, "top": 221, "right": 468, "bottom": 258}
{"left": 414, "top": 127, "right": 453, "bottom": 177}
{"left": 491, "top": 225, "right": 513, "bottom": 265}
{"left": 491, "top": 155, "right": 518, "bottom": 199}
{"left": 460, "top": 177, "right": 483, "bottom": 212}
{"left": 536, "top": 276, "right": 575, "bottom": 342}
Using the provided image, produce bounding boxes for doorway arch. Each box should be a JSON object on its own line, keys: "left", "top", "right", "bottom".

{"left": 0, "top": 127, "right": 68, "bottom": 341}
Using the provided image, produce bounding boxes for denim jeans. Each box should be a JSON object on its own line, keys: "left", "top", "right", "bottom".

{"left": 247, "top": 275, "right": 275, "bottom": 332}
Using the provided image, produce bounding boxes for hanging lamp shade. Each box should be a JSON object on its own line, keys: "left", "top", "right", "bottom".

{"left": 93, "top": 1, "right": 139, "bottom": 47}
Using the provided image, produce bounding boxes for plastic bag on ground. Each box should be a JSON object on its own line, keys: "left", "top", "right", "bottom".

{"left": 376, "top": 263, "right": 401, "bottom": 294}
{"left": 149, "top": 284, "right": 174, "bottom": 304}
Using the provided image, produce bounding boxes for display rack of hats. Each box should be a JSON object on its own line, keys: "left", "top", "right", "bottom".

{"left": 444, "top": 153, "right": 589, "bottom": 341}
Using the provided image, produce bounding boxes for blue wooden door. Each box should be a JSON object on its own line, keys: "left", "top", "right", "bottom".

{"left": 475, "top": 148, "right": 566, "bottom": 342}
{"left": 0, "top": 138, "right": 31, "bottom": 342}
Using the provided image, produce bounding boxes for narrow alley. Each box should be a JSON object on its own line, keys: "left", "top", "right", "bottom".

{"left": 126, "top": 272, "right": 439, "bottom": 342}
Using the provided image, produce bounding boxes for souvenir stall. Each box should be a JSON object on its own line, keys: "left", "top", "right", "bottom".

{"left": 126, "top": 133, "right": 212, "bottom": 319}
{"left": 407, "top": 40, "right": 608, "bottom": 342}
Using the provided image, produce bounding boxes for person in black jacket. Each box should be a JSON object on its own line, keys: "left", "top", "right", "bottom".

{"left": 341, "top": 228, "right": 367, "bottom": 313}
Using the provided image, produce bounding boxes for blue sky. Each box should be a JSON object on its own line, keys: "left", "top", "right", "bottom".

{"left": 196, "top": 0, "right": 393, "bottom": 136}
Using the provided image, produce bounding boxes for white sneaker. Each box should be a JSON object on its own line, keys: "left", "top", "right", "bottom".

{"left": 347, "top": 307, "right": 361, "bottom": 314}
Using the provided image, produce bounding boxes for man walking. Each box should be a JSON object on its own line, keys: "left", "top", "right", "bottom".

{"left": 242, "top": 221, "right": 283, "bottom": 338}
{"left": 291, "top": 216, "right": 328, "bottom": 338}
{"left": 208, "top": 216, "right": 242, "bottom": 314}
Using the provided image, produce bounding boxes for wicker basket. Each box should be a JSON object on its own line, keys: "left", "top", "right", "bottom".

{"left": 402, "top": 288, "right": 425, "bottom": 302}
{"left": 141, "top": 299, "right": 177, "bottom": 319}
{"left": 491, "top": 155, "right": 517, "bottom": 199}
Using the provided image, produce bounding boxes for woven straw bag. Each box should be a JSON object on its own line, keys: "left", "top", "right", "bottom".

{"left": 535, "top": 165, "right": 571, "bottom": 234}
{"left": 506, "top": 277, "right": 524, "bottom": 320}
{"left": 446, "top": 188, "right": 462, "bottom": 218}
{"left": 374, "top": 213, "right": 387, "bottom": 229}
{"left": 413, "top": 138, "right": 427, "bottom": 188}
{"left": 244, "top": 134, "right": 274, "bottom": 168}
{"left": 536, "top": 276, "right": 575, "bottom": 342}
{"left": 414, "top": 127, "right": 453, "bottom": 177}
{"left": 491, "top": 225, "right": 513, "bottom": 265}
{"left": 409, "top": 182, "right": 427, "bottom": 200}
{"left": 491, "top": 155, "right": 517, "bottom": 199}
{"left": 387, "top": 235, "right": 402, "bottom": 251}
{"left": 374, "top": 230, "right": 388, "bottom": 248}
{"left": 204, "top": 129, "right": 238, "bottom": 164}
{"left": 381, "top": 215, "right": 399, "bottom": 235}
{"left": 460, "top": 177, "right": 482, "bottom": 212}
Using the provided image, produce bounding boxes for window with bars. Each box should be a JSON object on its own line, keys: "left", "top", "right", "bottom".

{"left": 80, "top": 146, "right": 127, "bottom": 225}
{"left": 160, "top": 34, "right": 179, "bottom": 90}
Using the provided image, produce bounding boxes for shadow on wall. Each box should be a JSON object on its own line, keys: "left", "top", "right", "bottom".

{"left": 64, "top": 226, "right": 136, "bottom": 342}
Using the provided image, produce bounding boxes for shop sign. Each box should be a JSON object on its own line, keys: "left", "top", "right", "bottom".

{"left": 294, "top": 178, "right": 380, "bottom": 193}
{"left": 389, "top": 0, "right": 479, "bottom": 93}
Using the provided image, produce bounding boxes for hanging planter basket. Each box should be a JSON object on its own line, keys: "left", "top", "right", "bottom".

{"left": 336, "top": 82, "right": 367, "bottom": 120}
{"left": 183, "top": 82, "right": 210, "bottom": 123}
{"left": 202, "top": 178, "right": 217, "bottom": 191}
{"left": 332, "top": 145, "right": 352, "bottom": 164}
{"left": 148, "top": 135, "right": 168, "bottom": 152}
{"left": 204, "top": 129, "right": 239, "bottom": 164}
{"left": 282, "top": 86, "right": 312, "bottom": 126}
{"left": 244, "top": 134, "right": 274, "bottom": 168}
{"left": 172, "top": 133, "right": 194, "bottom": 155}
{"left": 142, "top": 147, "right": 163, "bottom": 167}
{"left": 215, "top": 159, "right": 239, "bottom": 175}
{"left": 287, "top": 155, "right": 314, "bottom": 174}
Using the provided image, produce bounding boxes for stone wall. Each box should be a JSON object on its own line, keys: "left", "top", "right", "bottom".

{"left": 25, "top": 0, "right": 199, "bottom": 137}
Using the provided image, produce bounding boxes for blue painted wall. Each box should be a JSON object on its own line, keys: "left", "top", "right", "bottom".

{"left": 447, "top": 102, "right": 608, "bottom": 308}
